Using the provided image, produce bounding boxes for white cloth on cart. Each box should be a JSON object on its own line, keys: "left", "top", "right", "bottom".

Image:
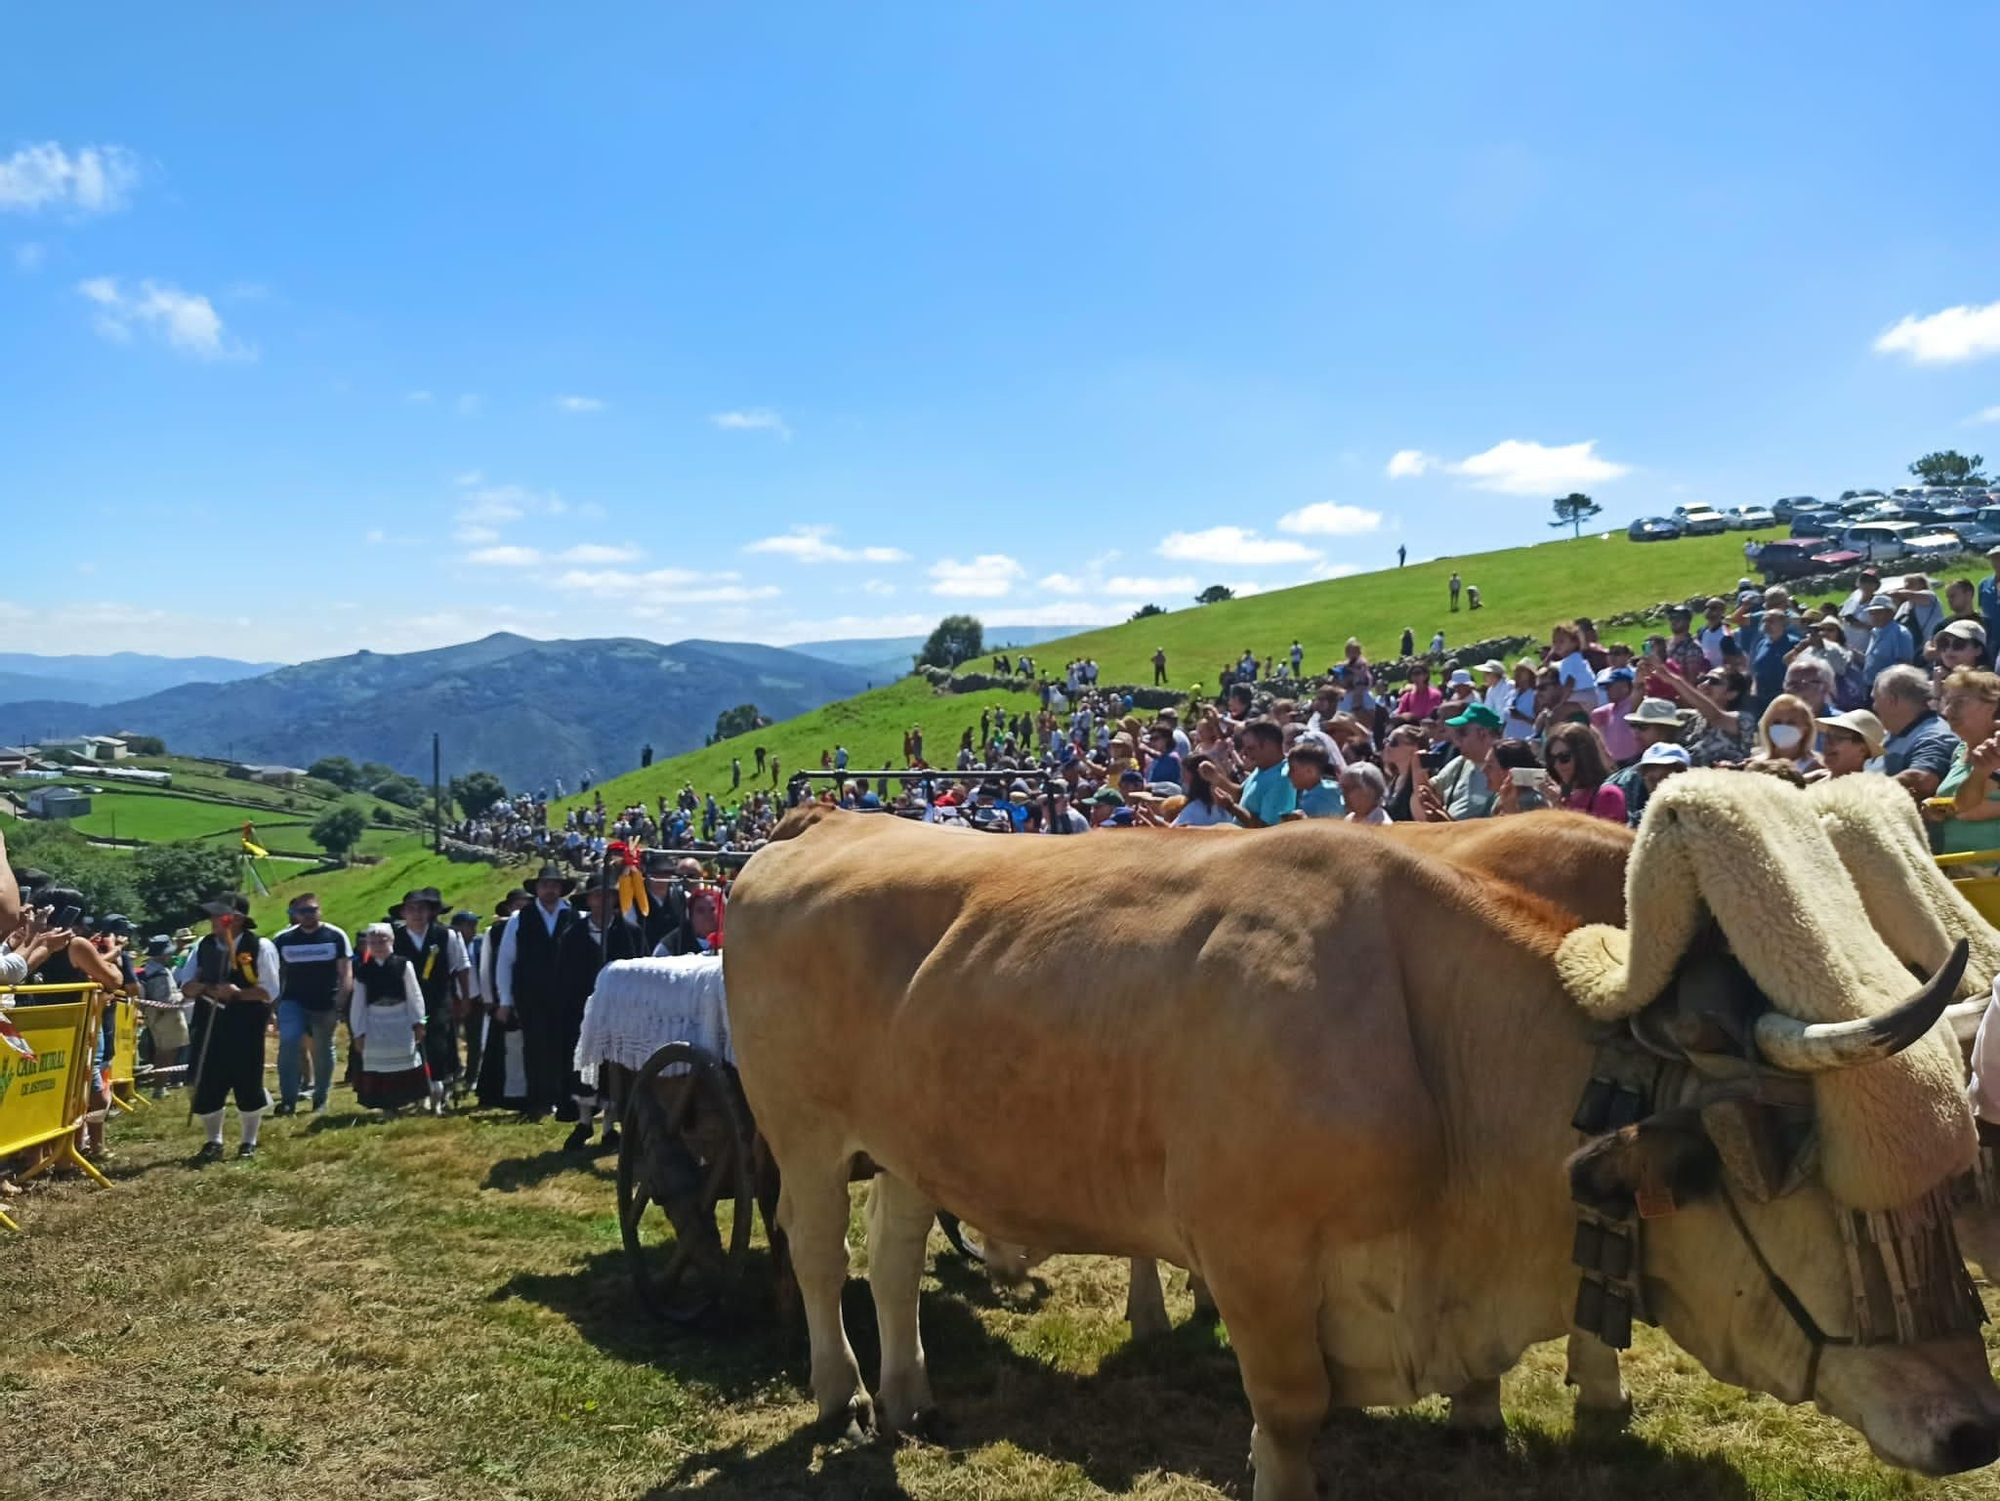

{"left": 574, "top": 955, "right": 731, "bottom": 1085}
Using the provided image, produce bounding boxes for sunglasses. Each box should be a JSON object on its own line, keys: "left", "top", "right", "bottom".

{"left": 1549, "top": 750, "right": 1574, "bottom": 765}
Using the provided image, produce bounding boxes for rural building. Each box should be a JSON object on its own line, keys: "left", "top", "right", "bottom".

{"left": 36, "top": 735, "right": 130, "bottom": 763}
{"left": 240, "top": 764, "right": 307, "bottom": 786}
{"left": 25, "top": 787, "right": 91, "bottom": 819}
{"left": 0, "top": 746, "right": 35, "bottom": 776}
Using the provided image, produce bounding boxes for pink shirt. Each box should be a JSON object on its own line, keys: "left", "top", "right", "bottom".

{"left": 1396, "top": 684, "right": 1444, "bottom": 719}
{"left": 1563, "top": 783, "right": 1629, "bottom": 824}
{"left": 1590, "top": 701, "right": 1639, "bottom": 764}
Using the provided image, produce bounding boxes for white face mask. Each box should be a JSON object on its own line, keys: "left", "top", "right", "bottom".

{"left": 1768, "top": 722, "right": 1805, "bottom": 751}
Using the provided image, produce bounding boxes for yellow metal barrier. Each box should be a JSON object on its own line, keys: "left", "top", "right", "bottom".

{"left": 108, "top": 995, "right": 142, "bottom": 1110}
{"left": 1938, "top": 849, "right": 2000, "bottom": 928}
{"left": 0, "top": 984, "right": 110, "bottom": 1231}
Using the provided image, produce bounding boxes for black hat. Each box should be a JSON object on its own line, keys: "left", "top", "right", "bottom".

{"left": 144, "top": 934, "right": 174, "bottom": 957}
{"left": 451, "top": 909, "right": 479, "bottom": 927}
{"left": 529, "top": 862, "right": 578, "bottom": 894}
{"left": 399, "top": 887, "right": 448, "bottom": 912}
{"left": 199, "top": 892, "right": 255, "bottom": 927}
{"left": 101, "top": 913, "right": 134, "bottom": 937}
{"left": 578, "top": 870, "right": 622, "bottom": 897}
{"left": 12, "top": 867, "right": 52, "bottom": 891}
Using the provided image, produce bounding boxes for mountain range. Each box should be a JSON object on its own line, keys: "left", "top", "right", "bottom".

{"left": 791, "top": 624, "right": 1086, "bottom": 684}
{"left": 0, "top": 651, "right": 278, "bottom": 706}
{"left": 0, "top": 635, "right": 875, "bottom": 790}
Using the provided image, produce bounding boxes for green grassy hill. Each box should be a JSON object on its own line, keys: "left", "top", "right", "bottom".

{"left": 238, "top": 525, "right": 1974, "bottom": 932}
{"left": 248, "top": 839, "right": 533, "bottom": 938}
{"left": 1023, "top": 528, "right": 1802, "bottom": 685}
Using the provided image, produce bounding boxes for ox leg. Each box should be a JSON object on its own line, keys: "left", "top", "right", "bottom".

{"left": 1445, "top": 1377, "right": 1504, "bottom": 1432}
{"left": 864, "top": 1172, "right": 936, "bottom": 1431}
{"left": 1190, "top": 1270, "right": 1218, "bottom": 1323}
{"left": 1209, "top": 1279, "right": 1328, "bottom": 1501}
{"left": 1124, "top": 1258, "right": 1170, "bottom": 1338}
{"left": 1565, "top": 1333, "right": 1632, "bottom": 1424}
{"left": 779, "top": 1165, "right": 870, "bottom": 1434}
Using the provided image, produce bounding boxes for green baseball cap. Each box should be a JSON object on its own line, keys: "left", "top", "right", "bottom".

{"left": 1445, "top": 702, "right": 1503, "bottom": 732}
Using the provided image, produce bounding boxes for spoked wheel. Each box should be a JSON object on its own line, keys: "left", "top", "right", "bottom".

{"left": 617, "top": 1042, "right": 756, "bottom": 1325}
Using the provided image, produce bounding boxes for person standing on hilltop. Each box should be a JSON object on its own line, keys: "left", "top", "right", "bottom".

{"left": 495, "top": 863, "right": 578, "bottom": 1121}
{"left": 271, "top": 893, "right": 351, "bottom": 1117}
{"left": 1400, "top": 627, "right": 1416, "bottom": 658}
{"left": 177, "top": 893, "right": 279, "bottom": 1163}
{"left": 1398, "top": 543, "right": 1407, "bottom": 568}
{"left": 1153, "top": 647, "right": 1167, "bottom": 686}
{"left": 1448, "top": 571, "right": 1462, "bottom": 612}
{"left": 731, "top": 756, "right": 741, "bottom": 790}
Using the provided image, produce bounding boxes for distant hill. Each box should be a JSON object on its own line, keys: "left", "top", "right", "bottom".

{"left": 0, "top": 651, "right": 278, "bottom": 705}
{"left": 792, "top": 623, "right": 1090, "bottom": 683}
{"left": 0, "top": 634, "right": 869, "bottom": 790}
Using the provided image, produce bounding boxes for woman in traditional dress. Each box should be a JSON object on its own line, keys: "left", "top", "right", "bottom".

{"left": 348, "top": 923, "right": 429, "bottom": 1116}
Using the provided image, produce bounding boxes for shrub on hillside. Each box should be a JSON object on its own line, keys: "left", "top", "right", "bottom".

{"left": 312, "top": 802, "right": 369, "bottom": 861}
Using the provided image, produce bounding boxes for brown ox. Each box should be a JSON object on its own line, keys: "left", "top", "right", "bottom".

{"left": 727, "top": 808, "right": 2000, "bottom": 1500}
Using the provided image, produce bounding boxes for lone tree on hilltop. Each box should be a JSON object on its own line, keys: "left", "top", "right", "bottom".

{"left": 311, "top": 802, "right": 368, "bottom": 862}
{"left": 917, "top": 615, "right": 984, "bottom": 669}
{"left": 713, "top": 703, "right": 764, "bottom": 741}
{"left": 1550, "top": 492, "right": 1603, "bottom": 538}
{"left": 448, "top": 770, "right": 507, "bottom": 820}
{"left": 1129, "top": 602, "right": 1165, "bottom": 621}
{"left": 1195, "top": 585, "right": 1235, "bottom": 606}
{"left": 1909, "top": 450, "right": 1988, "bottom": 486}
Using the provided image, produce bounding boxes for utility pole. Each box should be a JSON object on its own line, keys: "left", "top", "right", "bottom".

{"left": 432, "top": 731, "right": 442, "bottom": 854}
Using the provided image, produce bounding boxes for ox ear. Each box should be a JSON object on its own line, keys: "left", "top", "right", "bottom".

{"left": 1568, "top": 1109, "right": 1723, "bottom": 1218}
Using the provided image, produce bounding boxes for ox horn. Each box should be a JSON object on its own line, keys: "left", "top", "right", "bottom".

{"left": 1753, "top": 939, "right": 1968, "bottom": 1075}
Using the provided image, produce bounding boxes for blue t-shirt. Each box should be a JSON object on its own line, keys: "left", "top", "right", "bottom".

{"left": 1296, "top": 781, "right": 1346, "bottom": 818}
{"left": 1148, "top": 752, "right": 1183, "bottom": 788}
{"left": 1240, "top": 762, "right": 1299, "bottom": 825}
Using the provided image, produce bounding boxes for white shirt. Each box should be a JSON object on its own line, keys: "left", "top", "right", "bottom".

{"left": 0, "top": 949, "right": 26, "bottom": 987}
{"left": 1346, "top": 807, "right": 1393, "bottom": 826}
{"left": 1556, "top": 651, "right": 1602, "bottom": 710}
{"left": 401, "top": 921, "right": 471, "bottom": 977}
{"left": 175, "top": 935, "right": 282, "bottom": 997}
{"left": 1970, "top": 980, "right": 2000, "bottom": 1124}
{"left": 494, "top": 900, "right": 569, "bottom": 1013}
{"left": 349, "top": 958, "right": 424, "bottom": 1038}
{"left": 1171, "top": 799, "right": 1236, "bottom": 828}
{"left": 1482, "top": 682, "right": 1516, "bottom": 720}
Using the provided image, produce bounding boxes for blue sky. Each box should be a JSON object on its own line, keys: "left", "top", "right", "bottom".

{"left": 4, "top": 3, "right": 1998, "bottom": 661}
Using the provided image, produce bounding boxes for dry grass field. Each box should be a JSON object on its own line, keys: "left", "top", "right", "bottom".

{"left": 5, "top": 1101, "right": 1998, "bottom": 1501}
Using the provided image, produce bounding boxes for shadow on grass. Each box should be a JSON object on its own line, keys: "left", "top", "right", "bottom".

{"left": 483, "top": 1145, "right": 616, "bottom": 1192}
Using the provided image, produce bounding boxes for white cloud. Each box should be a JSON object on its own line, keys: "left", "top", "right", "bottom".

{"left": 1103, "top": 574, "right": 1197, "bottom": 597}
{"left": 1156, "top": 527, "right": 1321, "bottom": 566}
{"left": 75, "top": 276, "right": 250, "bottom": 360}
{"left": 1968, "top": 405, "right": 2000, "bottom": 426}
{"left": 1386, "top": 438, "right": 1630, "bottom": 495}
{"left": 456, "top": 393, "right": 485, "bottom": 417}
{"left": 861, "top": 579, "right": 897, "bottom": 597}
{"left": 456, "top": 524, "right": 501, "bottom": 545}
{"left": 556, "top": 542, "right": 639, "bottom": 565}
{"left": 14, "top": 241, "right": 45, "bottom": 272}
{"left": 453, "top": 470, "right": 483, "bottom": 487}
{"left": 744, "top": 526, "right": 909, "bottom": 564}
{"left": 1875, "top": 300, "right": 2000, "bottom": 365}
{"left": 452, "top": 482, "right": 568, "bottom": 536}
{"left": 0, "top": 143, "right": 139, "bottom": 214}
{"left": 554, "top": 566, "right": 780, "bottom": 604}
{"left": 405, "top": 390, "right": 434, "bottom": 404}
{"left": 468, "top": 544, "right": 542, "bottom": 567}
{"left": 554, "top": 394, "right": 604, "bottom": 413}
{"left": 1276, "top": 501, "right": 1383, "bottom": 536}
{"left": 1039, "top": 573, "right": 1087, "bottom": 595}
{"left": 929, "top": 554, "right": 1025, "bottom": 598}
{"left": 710, "top": 408, "right": 792, "bottom": 440}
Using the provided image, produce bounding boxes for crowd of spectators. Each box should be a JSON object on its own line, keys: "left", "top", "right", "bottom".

{"left": 779, "top": 558, "right": 2000, "bottom": 853}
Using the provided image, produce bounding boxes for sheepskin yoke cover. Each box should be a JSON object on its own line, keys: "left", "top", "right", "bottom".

{"left": 1555, "top": 770, "right": 1974, "bottom": 1210}
{"left": 1805, "top": 771, "right": 2000, "bottom": 999}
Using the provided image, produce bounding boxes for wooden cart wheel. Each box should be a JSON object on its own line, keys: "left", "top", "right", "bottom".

{"left": 617, "top": 1041, "right": 756, "bottom": 1325}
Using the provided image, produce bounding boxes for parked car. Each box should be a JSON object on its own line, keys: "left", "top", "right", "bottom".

{"left": 1789, "top": 513, "right": 1842, "bottom": 539}
{"left": 1905, "top": 528, "right": 1967, "bottom": 556}
{"left": 1772, "top": 495, "right": 1818, "bottom": 522}
{"left": 1673, "top": 505, "right": 1729, "bottom": 535}
{"left": 1726, "top": 505, "right": 1779, "bottom": 530}
{"left": 1841, "top": 520, "right": 1927, "bottom": 561}
{"left": 1628, "top": 516, "right": 1682, "bottom": 542}
{"left": 1747, "top": 537, "right": 1863, "bottom": 582}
